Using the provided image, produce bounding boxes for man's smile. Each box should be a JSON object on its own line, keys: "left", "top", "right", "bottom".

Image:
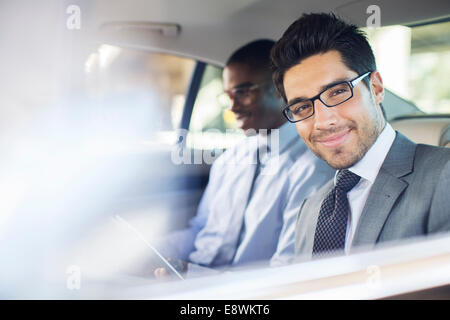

{"left": 314, "top": 128, "right": 352, "bottom": 148}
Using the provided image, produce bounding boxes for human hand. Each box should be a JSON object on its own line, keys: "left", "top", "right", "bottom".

{"left": 154, "top": 267, "right": 170, "bottom": 279}
{"left": 153, "top": 258, "right": 187, "bottom": 279}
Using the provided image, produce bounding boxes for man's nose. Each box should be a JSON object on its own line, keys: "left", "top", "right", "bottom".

{"left": 230, "top": 96, "right": 241, "bottom": 113}
{"left": 313, "top": 99, "right": 338, "bottom": 129}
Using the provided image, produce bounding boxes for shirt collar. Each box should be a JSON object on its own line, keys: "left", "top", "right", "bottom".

{"left": 279, "top": 121, "right": 300, "bottom": 153}
{"left": 346, "top": 123, "right": 396, "bottom": 184}
{"left": 256, "top": 121, "right": 298, "bottom": 153}
{"left": 252, "top": 121, "right": 299, "bottom": 164}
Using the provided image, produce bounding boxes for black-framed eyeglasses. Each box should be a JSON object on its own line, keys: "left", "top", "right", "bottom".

{"left": 282, "top": 71, "right": 372, "bottom": 123}
{"left": 217, "top": 82, "right": 267, "bottom": 108}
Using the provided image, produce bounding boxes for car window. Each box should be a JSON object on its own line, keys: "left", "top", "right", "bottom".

{"left": 84, "top": 45, "right": 195, "bottom": 148}
{"left": 364, "top": 20, "right": 450, "bottom": 117}
{"left": 187, "top": 64, "right": 246, "bottom": 150}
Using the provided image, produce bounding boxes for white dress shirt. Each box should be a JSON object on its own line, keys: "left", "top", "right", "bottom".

{"left": 341, "top": 123, "right": 396, "bottom": 252}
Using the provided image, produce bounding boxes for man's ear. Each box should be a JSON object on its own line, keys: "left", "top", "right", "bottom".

{"left": 370, "top": 70, "right": 384, "bottom": 106}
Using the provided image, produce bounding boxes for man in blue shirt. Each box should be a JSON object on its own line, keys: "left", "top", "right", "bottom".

{"left": 154, "top": 40, "right": 334, "bottom": 277}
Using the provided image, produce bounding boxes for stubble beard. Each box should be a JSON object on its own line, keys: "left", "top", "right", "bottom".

{"left": 307, "top": 120, "right": 381, "bottom": 170}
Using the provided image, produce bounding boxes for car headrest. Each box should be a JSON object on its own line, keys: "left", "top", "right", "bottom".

{"left": 440, "top": 125, "right": 450, "bottom": 147}
{"left": 389, "top": 115, "right": 450, "bottom": 148}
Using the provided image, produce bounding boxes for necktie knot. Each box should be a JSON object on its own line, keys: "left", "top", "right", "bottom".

{"left": 335, "top": 169, "right": 360, "bottom": 193}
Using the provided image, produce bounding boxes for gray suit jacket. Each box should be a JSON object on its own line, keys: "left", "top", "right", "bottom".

{"left": 295, "top": 132, "right": 450, "bottom": 258}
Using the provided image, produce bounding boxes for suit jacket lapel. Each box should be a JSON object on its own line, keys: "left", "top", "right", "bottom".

{"left": 352, "top": 132, "right": 417, "bottom": 248}
{"left": 295, "top": 180, "right": 334, "bottom": 258}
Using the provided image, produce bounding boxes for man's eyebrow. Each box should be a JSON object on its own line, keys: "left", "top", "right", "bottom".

{"left": 232, "top": 82, "right": 253, "bottom": 90}
{"left": 287, "top": 77, "right": 350, "bottom": 105}
{"left": 224, "top": 81, "right": 253, "bottom": 93}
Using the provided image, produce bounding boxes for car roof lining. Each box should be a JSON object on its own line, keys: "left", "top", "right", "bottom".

{"left": 91, "top": 0, "right": 450, "bottom": 65}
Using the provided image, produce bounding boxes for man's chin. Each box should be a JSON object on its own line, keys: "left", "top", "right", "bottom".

{"left": 309, "top": 145, "right": 360, "bottom": 170}
{"left": 323, "top": 150, "right": 365, "bottom": 170}
{"left": 238, "top": 119, "right": 257, "bottom": 135}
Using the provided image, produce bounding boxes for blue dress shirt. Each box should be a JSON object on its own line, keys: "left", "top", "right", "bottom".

{"left": 156, "top": 122, "right": 334, "bottom": 268}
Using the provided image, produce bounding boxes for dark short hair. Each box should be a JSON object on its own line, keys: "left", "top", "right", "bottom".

{"left": 271, "top": 13, "right": 377, "bottom": 103}
{"left": 226, "top": 39, "right": 275, "bottom": 75}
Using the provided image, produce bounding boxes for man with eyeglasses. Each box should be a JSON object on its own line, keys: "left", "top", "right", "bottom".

{"left": 153, "top": 40, "right": 334, "bottom": 278}
{"left": 271, "top": 13, "right": 450, "bottom": 259}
